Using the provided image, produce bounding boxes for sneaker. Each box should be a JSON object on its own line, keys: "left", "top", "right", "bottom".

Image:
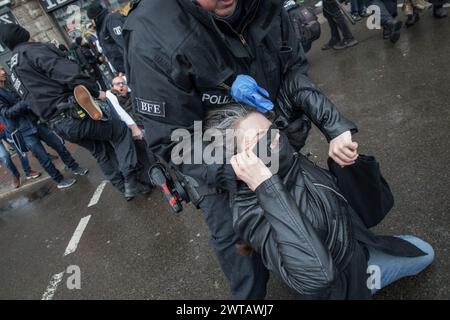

{"left": 351, "top": 14, "right": 362, "bottom": 22}
{"left": 333, "top": 39, "right": 359, "bottom": 50}
{"left": 26, "top": 170, "right": 41, "bottom": 180}
{"left": 315, "top": 1, "right": 323, "bottom": 8}
{"left": 414, "top": 0, "right": 431, "bottom": 10}
{"left": 12, "top": 176, "right": 20, "bottom": 189}
{"left": 321, "top": 41, "right": 337, "bottom": 50}
{"left": 74, "top": 85, "right": 103, "bottom": 120}
{"left": 359, "top": 7, "right": 372, "bottom": 17}
{"left": 57, "top": 178, "right": 77, "bottom": 189}
{"left": 72, "top": 166, "right": 89, "bottom": 176}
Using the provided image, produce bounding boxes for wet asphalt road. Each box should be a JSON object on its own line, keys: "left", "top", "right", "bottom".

{"left": 0, "top": 12, "right": 449, "bottom": 300}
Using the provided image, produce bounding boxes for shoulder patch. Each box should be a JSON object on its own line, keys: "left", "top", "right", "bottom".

{"left": 113, "top": 26, "right": 122, "bottom": 36}
{"left": 136, "top": 98, "right": 166, "bottom": 118}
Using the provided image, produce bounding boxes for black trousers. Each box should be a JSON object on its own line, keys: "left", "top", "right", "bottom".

{"left": 198, "top": 192, "right": 270, "bottom": 299}
{"left": 52, "top": 116, "right": 138, "bottom": 192}
{"left": 323, "top": 0, "right": 354, "bottom": 43}
{"left": 134, "top": 139, "right": 156, "bottom": 185}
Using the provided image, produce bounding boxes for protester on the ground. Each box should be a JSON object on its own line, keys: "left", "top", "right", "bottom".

{"left": 205, "top": 103, "right": 434, "bottom": 299}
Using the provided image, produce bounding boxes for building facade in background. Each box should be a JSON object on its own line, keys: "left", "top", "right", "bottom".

{"left": 0, "top": 0, "right": 130, "bottom": 67}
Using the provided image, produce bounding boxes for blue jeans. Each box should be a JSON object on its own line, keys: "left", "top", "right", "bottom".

{"left": 350, "top": 0, "right": 366, "bottom": 14}
{"left": 23, "top": 133, "right": 64, "bottom": 183}
{"left": 37, "top": 124, "right": 79, "bottom": 171}
{"left": 368, "top": 0, "right": 398, "bottom": 25}
{"left": 367, "top": 235, "right": 435, "bottom": 293}
{"left": 0, "top": 139, "right": 32, "bottom": 177}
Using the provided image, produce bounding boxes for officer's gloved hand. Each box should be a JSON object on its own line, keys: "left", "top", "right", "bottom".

{"left": 231, "top": 75, "right": 274, "bottom": 113}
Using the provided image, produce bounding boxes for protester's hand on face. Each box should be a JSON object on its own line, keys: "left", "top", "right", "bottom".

{"left": 329, "top": 130, "right": 359, "bottom": 167}
{"left": 97, "top": 91, "right": 106, "bottom": 101}
{"left": 231, "top": 148, "right": 273, "bottom": 191}
{"left": 129, "top": 124, "right": 143, "bottom": 140}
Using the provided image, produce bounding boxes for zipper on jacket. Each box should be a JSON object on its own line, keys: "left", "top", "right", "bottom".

{"left": 218, "top": 19, "right": 248, "bottom": 45}
{"left": 313, "top": 183, "right": 348, "bottom": 203}
{"left": 215, "top": 0, "right": 261, "bottom": 46}
{"left": 240, "top": 0, "right": 261, "bottom": 43}
{"left": 218, "top": 83, "right": 230, "bottom": 90}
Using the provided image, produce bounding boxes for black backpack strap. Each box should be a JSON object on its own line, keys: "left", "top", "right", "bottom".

{"left": 281, "top": 2, "right": 294, "bottom": 48}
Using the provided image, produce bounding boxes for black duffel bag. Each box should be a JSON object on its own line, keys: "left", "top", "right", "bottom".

{"left": 327, "top": 155, "right": 394, "bottom": 228}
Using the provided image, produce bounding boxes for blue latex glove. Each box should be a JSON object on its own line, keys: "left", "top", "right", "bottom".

{"left": 231, "top": 75, "right": 274, "bottom": 113}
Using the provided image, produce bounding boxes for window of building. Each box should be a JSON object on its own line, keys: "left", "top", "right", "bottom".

{"left": 51, "top": 0, "right": 129, "bottom": 43}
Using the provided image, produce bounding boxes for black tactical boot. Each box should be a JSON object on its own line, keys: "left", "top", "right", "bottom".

{"left": 124, "top": 174, "right": 139, "bottom": 201}
{"left": 384, "top": 19, "right": 403, "bottom": 43}
{"left": 124, "top": 174, "right": 152, "bottom": 201}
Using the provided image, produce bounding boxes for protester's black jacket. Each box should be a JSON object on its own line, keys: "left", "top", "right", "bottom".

{"left": 98, "top": 12, "right": 126, "bottom": 74}
{"left": 232, "top": 154, "right": 426, "bottom": 299}
{"left": 9, "top": 42, "right": 99, "bottom": 121}
{"left": 123, "top": 0, "right": 357, "bottom": 161}
{"left": 0, "top": 86, "right": 37, "bottom": 137}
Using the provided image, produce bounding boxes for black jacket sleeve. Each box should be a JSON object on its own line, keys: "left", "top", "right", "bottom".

{"left": 32, "top": 45, "right": 100, "bottom": 98}
{"left": 278, "top": 9, "right": 357, "bottom": 142}
{"left": 105, "top": 13, "right": 126, "bottom": 74}
{"left": 232, "top": 175, "right": 336, "bottom": 295}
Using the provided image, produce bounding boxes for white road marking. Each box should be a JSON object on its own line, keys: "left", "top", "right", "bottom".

{"left": 88, "top": 180, "right": 108, "bottom": 207}
{"left": 41, "top": 271, "right": 65, "bottom": 300}
{"left": 64, "top": 215, "right": 91, "bottom": 256}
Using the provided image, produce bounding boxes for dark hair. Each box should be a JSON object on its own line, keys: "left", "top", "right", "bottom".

{"left": 87, "top": 2, "right": 107, "bottom": 19}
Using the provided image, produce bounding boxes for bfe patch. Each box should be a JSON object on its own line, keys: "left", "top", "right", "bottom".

{"left": 136, "top": 98, "right": 166, "bottom": 118}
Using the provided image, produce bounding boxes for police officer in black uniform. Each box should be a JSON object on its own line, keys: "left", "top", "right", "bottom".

{"left": 123, "top": 0, "right": 359, "bottom": 299}
{"left": 0, "top": 24, "right": 148, "bottom": 200}
{"left": 87, "top": 1, "right": 127, "bottom": 75}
